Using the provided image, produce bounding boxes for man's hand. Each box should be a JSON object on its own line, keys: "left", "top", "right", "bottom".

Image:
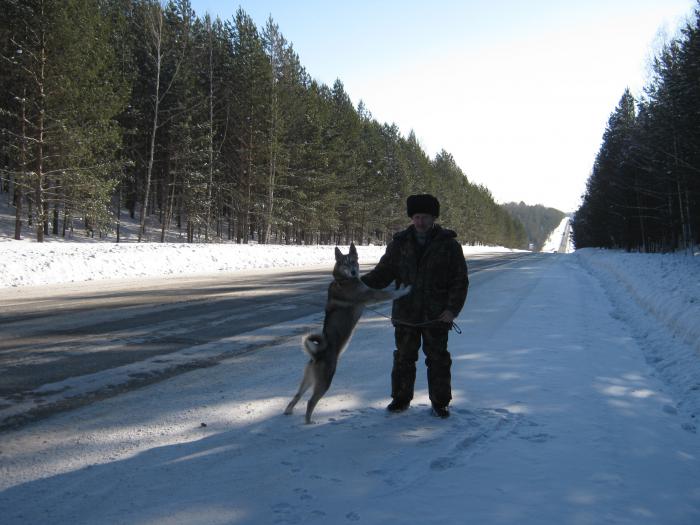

{"left": 437, "top": 310, "right": 455, "bottom": 324}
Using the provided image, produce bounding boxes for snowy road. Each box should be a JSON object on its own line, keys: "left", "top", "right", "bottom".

{"left": 0, "top": 252, "right": 528, "bottom": 430}
{"left": 0, "top": 267, "right": 332, "bottom": 392}
{"left": 1, "top": 252, "right": 698, "bottom": 524}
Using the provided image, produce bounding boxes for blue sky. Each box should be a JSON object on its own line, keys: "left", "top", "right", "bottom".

{"left": 189, "top": 0, "right": 696, "bottom": 212}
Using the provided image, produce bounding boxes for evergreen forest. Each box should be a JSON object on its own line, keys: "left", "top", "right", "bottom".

{"left": 0, "top": 0, "right": 527, "bottom": 248}
{"left": 502, "top": 202, "right": 566, "bottom": 251}
{"left": 573, "top": 3, "right": 700, "bottom": 252}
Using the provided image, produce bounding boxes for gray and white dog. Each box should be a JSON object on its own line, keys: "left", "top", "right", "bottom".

{"left": 284, "top": 242, "right": 411, "bottom": 424}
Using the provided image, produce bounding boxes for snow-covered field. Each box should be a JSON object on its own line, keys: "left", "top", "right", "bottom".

{"left": 1, "top": 217, "right": 700, "bottom": 523}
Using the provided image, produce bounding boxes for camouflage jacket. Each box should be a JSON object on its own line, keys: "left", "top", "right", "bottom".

{"left": 361, "top": 224, "right": 469, "bottom": 326}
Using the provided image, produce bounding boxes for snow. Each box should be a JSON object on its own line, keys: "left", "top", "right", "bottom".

{"left": 0, "top": 199, "right": 522, "bottom": 288}
{"left": 2, "top": 215, "right": 700, "bottom": 523}
{"left": 541, "top": 216, "right": 574, "bottom": 253}
{"left": 575, "top": 249, "right": 700, "bottom": 425}
{"left": 0, "top": 241, "right": 517, "bottom": 289}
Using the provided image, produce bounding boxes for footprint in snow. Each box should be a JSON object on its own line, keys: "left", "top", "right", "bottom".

{"left": 518, "top": 432, "right": 553, "bottom": 443}
{"left": 430, "top": 456, "right": 457, "bottom": 471}
{"left": 425, "top": 407, "right": 523, "bottom": 472}
{"left": 271, "top": 502, "right": 302, "bottom": 524}
{"left": 681, "top": 422, "right": 697, "bottom": 433}
{"left": 293, "top": 488, "right": 312, "bottom": 501}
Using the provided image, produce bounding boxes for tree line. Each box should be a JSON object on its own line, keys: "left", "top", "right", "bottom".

{"left": 573, "top": 3, "right": 700, "bottom": 252}
{"left": 502, "top": 202, "right": 566, "bottom": 251}
{"left": 0, "top": 0, "right": 527, "bottom": 248}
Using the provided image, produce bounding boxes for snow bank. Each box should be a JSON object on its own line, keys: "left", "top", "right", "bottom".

{"left": 576, "top": 248, "right": 700, "bottom": 422}
{"left": 576, "top": 248, "right": 700, "bottom": 352}
{"left": 0, "top": 242, "right": 381, "bottom": 287}
{"left": 0, "top": 241, "right": 520, "bottom": 288}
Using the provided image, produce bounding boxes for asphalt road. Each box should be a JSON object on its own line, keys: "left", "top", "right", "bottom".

{"left": 0, "top": 251, "right": 533, "bottom": 427}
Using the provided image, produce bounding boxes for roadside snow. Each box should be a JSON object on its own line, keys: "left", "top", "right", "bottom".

{"left": 0, "top": 197, "right": 526, "bottom": 288}
{"left": 575, "top": 248, "right": 700, "bottom": 425}
{"left": 0, "top": 241, "right": 520, "bottom": 288}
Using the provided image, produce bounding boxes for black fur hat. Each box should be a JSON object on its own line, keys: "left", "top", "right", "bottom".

{"left": 406, "top": 194, "right": 440, "bottom": 218}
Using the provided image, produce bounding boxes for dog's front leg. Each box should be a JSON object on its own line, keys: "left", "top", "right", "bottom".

{"left": 393, "top": 283, "right": 412, "bottom": 298}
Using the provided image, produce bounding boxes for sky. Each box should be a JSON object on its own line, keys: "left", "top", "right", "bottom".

{"left": 189, "top": 0, "right": 697, "bottom": 213}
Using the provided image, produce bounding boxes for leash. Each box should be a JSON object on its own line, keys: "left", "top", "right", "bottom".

{"left": 366, "top": 306, "right": 462, "bottom": 335}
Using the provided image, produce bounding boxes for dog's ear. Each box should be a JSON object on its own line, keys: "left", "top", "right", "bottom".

{"left": 335, "top": 247, "right": 343, "bottom": 261}
{"left": 349, "top": 242, "right": 357, "bottom": 257}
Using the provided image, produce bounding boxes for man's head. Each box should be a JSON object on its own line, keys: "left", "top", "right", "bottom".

{"left": 407, "top": 194, "right": 439, "bottom": 233}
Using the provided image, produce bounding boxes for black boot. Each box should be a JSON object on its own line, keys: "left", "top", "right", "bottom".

{"left": 431, "top": 404, "right": 450, "bottom": 418}
{"left": 387, "top": 399, "right": 410, "bottom": 413}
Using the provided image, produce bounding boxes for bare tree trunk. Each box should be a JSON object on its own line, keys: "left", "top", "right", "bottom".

{"left": 35, "top": 145, "right": 45, "bottom": 241}
{"left": 187, "top": 220, "right": 194, "bottom": 243}
{"left": 14, "top": 184, "right": 23, "bottom": 240}
{"left": 204, "top": 16, "right": 214, "bottom": 242}
{"left": 265, "top": 55, "right": 277, "bottom": 245}
{"left": 245, "top": 118, "right": 253, "bottom": 244}
{"left": 52, "top": 188, "right": 59, "bottom": 235}
{"left": 34, "top": 31, "right": 48, "bottom": 243}
{"left": 676, "top": 179, "right": 687, "bottom": 250}
{"left": 636, "top": 189, "right": 646, "bottom": 252}
{"left": 161, "top": 172, "right": 177, "bottom": 242}
{"left": 139, "top": 6, "right": 164, "bottom": 243}
{"left": 116, "top": 182, "right": 122, "bottom": 243}
{"left": 14, "top": 89, "right": 27, "bottom": 240}
{"left": 685, "top": 188, "right": 693, "bottom": 250}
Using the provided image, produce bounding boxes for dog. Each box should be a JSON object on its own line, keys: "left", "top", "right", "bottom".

{"left": 284, "top": 242, "right": 411, "bottom": 424}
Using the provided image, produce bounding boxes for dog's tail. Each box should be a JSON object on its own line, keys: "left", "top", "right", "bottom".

{"left": 302, "top": 333, "right": 327, "bottom": 358}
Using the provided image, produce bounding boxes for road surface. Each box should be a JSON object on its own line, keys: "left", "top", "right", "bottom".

{"left": 0, "top": 251, "right": 532, "bottom": 429}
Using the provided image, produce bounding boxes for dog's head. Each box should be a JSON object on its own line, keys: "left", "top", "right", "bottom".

{"left": 333, "top": 242, "right": 359, "bottom": 280}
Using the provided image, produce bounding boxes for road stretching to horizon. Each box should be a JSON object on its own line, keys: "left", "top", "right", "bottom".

{"left": 0, "top": 251, "right": 538, "bottom": 429}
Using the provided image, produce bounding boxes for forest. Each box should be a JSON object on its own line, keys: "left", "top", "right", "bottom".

{"left": 501, "top": 202, "right": 566, "bottom": 251}
{"left": 573, "top": 3, "right": 700, "bottom": 252}
{"left": 0, "top": 0, "right": 527, "bottom": 248}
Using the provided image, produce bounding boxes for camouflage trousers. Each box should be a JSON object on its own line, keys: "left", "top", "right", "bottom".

{"left": 391, "top": 324, "right": 452, "bottom": 407}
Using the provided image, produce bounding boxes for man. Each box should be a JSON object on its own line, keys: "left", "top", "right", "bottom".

{"left": 362, "top": 194, "right": 469, "bottom": 418}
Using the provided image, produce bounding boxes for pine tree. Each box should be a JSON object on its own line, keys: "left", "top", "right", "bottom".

{"left": 574, "top": 4, "right": 700, "bottom": 253}
{"left": 227, "top": 8, "right": 270, "bottom": 243}
{"left": 1, "top": 0, "right": 126, "bottom": 242}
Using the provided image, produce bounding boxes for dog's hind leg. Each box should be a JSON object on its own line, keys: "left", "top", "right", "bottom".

{"left": 284, "top": 361, "right": 314, "bottom": 416}
{"left": 304, "top": 383, "right": 330, "bottom": 425}
{"left": 304, "top": 367, "right": 336, "bottom": 424}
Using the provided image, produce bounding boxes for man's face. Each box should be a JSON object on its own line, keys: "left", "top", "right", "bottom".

{"left": 411, "top": 213, "right": 435, "bottom": 233}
